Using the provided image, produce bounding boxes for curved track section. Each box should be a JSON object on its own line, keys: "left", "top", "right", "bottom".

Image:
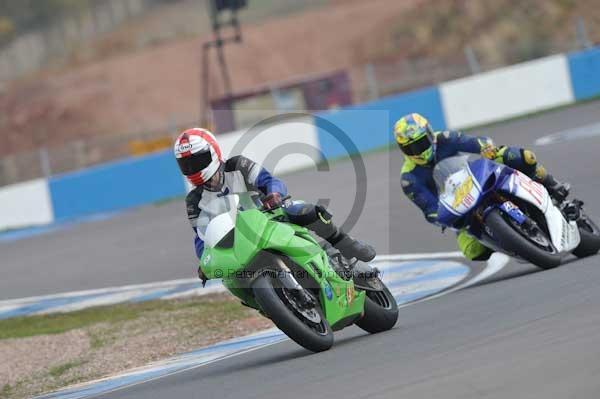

{"left": 35, "top": 254, "right": 510, "bottom": 399}
{"left": 98, "top": 256, "right": 600, "bottom": 399}
{"left": 4, "top": 101, "right": 600, "bottom": 398}
{"left": 96, "top": 102, "right": 600, "bottom": 399}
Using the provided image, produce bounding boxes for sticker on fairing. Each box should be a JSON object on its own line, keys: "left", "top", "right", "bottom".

{"left": 511, "top": 171, "right": 548, "bottom": 210}
{"left": 500, "top": 201, "right": 527, "bottom": 225}
{"left": 440, "top": 169, "right": 481, "bottom": 216}
{"left": 453, "top": 175, "right": 475, "bottom": 209}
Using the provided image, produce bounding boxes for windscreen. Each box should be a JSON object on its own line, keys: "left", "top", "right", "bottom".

{"left": 432, "top": 155, "right": 472, "bottom": 195}
{"left": 197, "top": 192, "right": 262, "bottom": 239}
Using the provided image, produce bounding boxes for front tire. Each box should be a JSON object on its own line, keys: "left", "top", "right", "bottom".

{"left": 485, "top": 208, "right": 562, "bottom": 269}
{"left": 355, "top": 282, "right": 398, "bottom": 334}
{"left": 252, "top": 274, "right": 333, "bottom": 352}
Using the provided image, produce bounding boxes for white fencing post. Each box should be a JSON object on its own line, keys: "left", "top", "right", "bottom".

{"left": 575, "top": 16, "right": 592, "bottom": 49}
{"left": 464, "top": 45, "right": 481, "bottom": 75}
{"left": 39, "top": 148, "right": 52, "bottom": 178}
{"left": 364, "top": 63, "right": 379, "bottom": 100}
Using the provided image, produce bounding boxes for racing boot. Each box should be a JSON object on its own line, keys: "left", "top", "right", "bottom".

{"left": 542, "top": 174, "right": 570, "bottom": 203}
{"left": 534, "top": 165, "right": 570, "bottom": 203}
{"left": 329, "top": 231, "right": 377, "bottom": 262}
{"left": 561, "top": 199, "right": 583, "bottom": 221}
{"left": 304, "top": 205, "right": 376, "bottom": 262}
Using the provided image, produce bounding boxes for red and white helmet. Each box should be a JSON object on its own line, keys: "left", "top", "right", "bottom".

{"left": 174, "top": 128, "right": 223, "bottom": 186}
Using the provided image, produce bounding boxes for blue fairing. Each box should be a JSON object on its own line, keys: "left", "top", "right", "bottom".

{"left": 437, "top": 202, "right": 460, "bottom": 227}
{"left": 469, "top": 158, "right": 503, "bottom": 194}
{"left": 437, "top": 158, "right": 513, "bottom": 228}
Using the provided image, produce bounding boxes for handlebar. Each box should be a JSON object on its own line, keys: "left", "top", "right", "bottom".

{"left": 260, "top": 195, "right": 292, "bottom": 212}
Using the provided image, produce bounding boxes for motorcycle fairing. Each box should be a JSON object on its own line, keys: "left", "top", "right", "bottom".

{"left": 201, "top": 205, "right": 366, "bottom": 326}
{"left": 437, "top": 157, "right": 580, "bottom": 254}
{"left": 499, "top": 170, "right": 580, "bottom": 253}
{"left": 437, "top": 158, "right": 509, "bottom": 227}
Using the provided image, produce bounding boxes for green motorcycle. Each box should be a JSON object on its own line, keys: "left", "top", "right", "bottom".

{"left": 199, "top": 193, "right": 398, "bottom": 352}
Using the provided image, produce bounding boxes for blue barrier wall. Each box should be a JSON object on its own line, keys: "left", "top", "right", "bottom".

{"left": 567, "top": 46, "right": 600, "bottom": 101}
{"left": 49, "top": 150, "right": 186, "bottom": 221}
{"left": 314, "top": 86, "right": 446, "bottom": 160}
{"left": 9, "top": 47, "right": 600, "bottom": 229}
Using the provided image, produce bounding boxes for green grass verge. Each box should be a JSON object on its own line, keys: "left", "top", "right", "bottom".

{"left": 0, "top": 296, "right": 245, "bottom": 340}
{"left": 1, "top": 294, "right": 266, "bottom": 399}
{"left": 48, "top": 360, "right": 87, "bottom": 378}
{"left": 1, "top": 384, "right": 12, "bottom": 399}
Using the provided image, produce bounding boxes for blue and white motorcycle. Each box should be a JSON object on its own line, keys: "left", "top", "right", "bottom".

{"left": 434, "top": 155, "right": 600, "bottom": 269}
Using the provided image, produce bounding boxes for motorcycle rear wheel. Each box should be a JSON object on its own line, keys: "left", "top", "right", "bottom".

{"left": 355, "top": 281, "right": 398, "bottom": 334}
{"left": 573, "top": 213, "right": 600, "bottom": 258}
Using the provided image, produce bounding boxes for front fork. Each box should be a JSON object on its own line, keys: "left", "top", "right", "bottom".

{"left": 473, "top": 195, "right": 533, "bottom": 239}
{"left": 477, "top": 193, "right": 527, "bottom": 225}
{"left": 275, "top": 270, "right": 316, "bottom": 309}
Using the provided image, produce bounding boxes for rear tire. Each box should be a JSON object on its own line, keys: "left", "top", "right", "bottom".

{"left": 253, "top": 274, "right": 333, "bottom": 352}
{"left": 485, "top": 209, "right": 562, "bottom": 270}
{"left": 573, "top": 214, "right": 600, "bottom": 258}
{"left": 355, "top": 282, "right": 398, "bottom": 334}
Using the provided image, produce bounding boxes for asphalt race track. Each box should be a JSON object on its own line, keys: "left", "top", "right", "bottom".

{"left": 96, "top": 260, "right": 600, "bottom": 399}
{"left": 2, "top": 101, "right": 600, "bottom": 299}
{"left": 98, "top": 101, "right": 600, "bottom": 399}
{"left": 4, "top": 100, "right": 600, "bottom": 397}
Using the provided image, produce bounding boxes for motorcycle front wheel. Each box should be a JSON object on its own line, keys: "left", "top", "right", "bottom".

{"left": 252, "top": 273, "right": 333, "bottom": 352}
{"left": 485, "top": 208, "right": 562, "bottom": 269}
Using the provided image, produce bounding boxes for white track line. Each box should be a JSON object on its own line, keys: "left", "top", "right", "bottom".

{"left": 0, "top": 278, "right": 199, "bottom": 306}
{"left": 34, "top": 329, "right": 286, "bottom": 399}
{"left": 33, "top": 252, "right": 510, "bottom": 399}
{"left": 398, "top": 252, "right": 510, "bottom": 308}
{"left": 0, "top": 252, "right": 463, "bottom": 314}
{"left": 535, "top": 121, "right": 600, "bottom": 146}
{"left": 374, "top": 252, "right": 464, "bottom": 261}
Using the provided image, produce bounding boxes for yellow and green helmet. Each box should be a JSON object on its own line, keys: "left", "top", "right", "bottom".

{"left": 394, "top": 113, "right": 435, "bottom": 165}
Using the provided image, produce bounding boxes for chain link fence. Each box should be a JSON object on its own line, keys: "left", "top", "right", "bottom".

{"left": 353, "top": 16, "right": 595, "bottom": 103}
{"left": 354, "top": 58, "right": 472, "bottom": 102}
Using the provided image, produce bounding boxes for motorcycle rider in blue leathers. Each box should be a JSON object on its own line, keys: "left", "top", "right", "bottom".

{"left": 394, "top": 113, "right": 570, "bottom": 260}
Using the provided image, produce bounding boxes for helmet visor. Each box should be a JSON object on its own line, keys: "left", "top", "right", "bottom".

{"left": 400, "top": 134, "right": 432, "bottom": 156}
{"left": 177, "top": 150, "right": 212, "bottom": 176}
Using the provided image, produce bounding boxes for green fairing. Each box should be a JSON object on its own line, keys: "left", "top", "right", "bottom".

{"left": 200, "top": 203, "right": 366, "bottom": 328}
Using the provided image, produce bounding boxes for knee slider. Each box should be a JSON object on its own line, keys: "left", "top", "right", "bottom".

{"left": 515, "top": 149, "right": 537, "bottom": 176}
{"left": 535, "top": 165, "right": 547, "bottom": 180}
{"left": 522, "top": 149, "right": 537, "bottom": 166}
{"left": 315, "top": 205, "right": 332, "bottom": 225}
{"left": 304, "top": 204, "right": 336, "bottom": 239}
